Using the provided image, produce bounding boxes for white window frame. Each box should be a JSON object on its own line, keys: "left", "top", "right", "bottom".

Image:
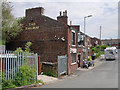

{"left": 72, "top": 30, "right": 76, "bottom": 47}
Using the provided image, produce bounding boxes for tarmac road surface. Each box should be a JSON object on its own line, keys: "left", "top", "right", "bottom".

{"left": 40, "top": 54, "right": 118, "bottom": 88}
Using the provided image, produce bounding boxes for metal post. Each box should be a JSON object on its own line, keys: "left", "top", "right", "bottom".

{"left": 14, "top": 51, "right": 15, "bottom": 80}
{"left": 6, "top": 50, "right": 7, "bottom": 80}
{"left": 18, "top": 52, "right": 19, "bottom": 72}
{"left": 8, "top": 51, "right": 9, "bottom": 80}
{"left": 83, "top": 15, "right": 92, "bottom": 60}
{"left": 100, "top": 26, "right": 101, "bottom": 55}
{"left": 3, "top": 51, "right": 5, "bottom": 78}
{"left": 10, "top": 51, "right": 11, "bottom": 80}
{"left": 1, "top": 47, "right": 2, "bottom": 80}
{"left": 15, "top": 52, "right": 17, "bottom": 73}
{"left": 20, "top": 52, "right": 21, "bottom": 67}
{"left": 84, "top": 17, "right": 86, "bottom": 60}
{"left": 35, "top": 53, "right": 38, "bottom": 82}
{"left": 12, "top": 51, "right": 13, "bottom": 80}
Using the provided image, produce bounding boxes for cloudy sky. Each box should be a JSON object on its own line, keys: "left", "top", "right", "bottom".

{"left": 9, "top": 0, "right": 118, "bottom": 39}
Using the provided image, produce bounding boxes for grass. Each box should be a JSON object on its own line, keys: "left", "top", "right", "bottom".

{"left": 43, "top": 71, "right": 57, "bottom": 78}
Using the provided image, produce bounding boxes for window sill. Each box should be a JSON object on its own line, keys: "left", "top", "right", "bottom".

{"left": 78, "top": 45, "right": 84, "bottom": 47}
{"left": 72, "top": 45, "right": 76, "bottom": 47}
{"left": 71, "top": 62, "right": 77, "bottom": 65}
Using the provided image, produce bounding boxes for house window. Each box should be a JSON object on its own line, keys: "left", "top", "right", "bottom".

{"left": 88, "top": 41, "right": 89, "bottom": 45}
{"left": 72, "top": 31, "right": 75, "bottom": 45}
{"left": 78, "top": 34, "right": 84, "bottom": 45}
{"left": 71, "top": 53, "right": 76, "bottom": 63}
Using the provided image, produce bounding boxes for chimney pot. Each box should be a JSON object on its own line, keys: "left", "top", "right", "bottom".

{"left": 70, "top": 21, "right": 72, "bottom": 25}
{"left": 63, "top": 10, "right": 67, "bottom": 16}
{"left": 60, "top": 11, "right": 62, "bottom": 16}
{"left": 57, "top": 10, "right": 68, "bottom": 25}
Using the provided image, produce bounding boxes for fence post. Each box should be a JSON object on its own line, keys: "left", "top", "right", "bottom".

{"left": 35, "top": 53, "right": 38, "bottom": 82}
{"left": 38, "top": 56, "right": 41, "bottom": 75}
{"left": 6, "top": 50, "right": 7, "bottom": 80}
{"left": 18, "top": 52, "right": 19, "bottom": 72}
{"left": 10, "top": 51, "right": 11, "bottom": 80}
{"left": 0, "top": 47, "right": 2, "bottom": 89}
{"left": 12, "top": 52, "right": 14, "bottom": 79}
{"left": 1, "top": 47, "right": 2, "bottom": 80}
{"left": 8, "top": 51, "right": 9, "bottom": 80}
{"left": 0, "top": 47, "right": 2, "bottom": 90}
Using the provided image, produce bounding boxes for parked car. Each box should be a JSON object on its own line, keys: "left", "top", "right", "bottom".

{"left": 104, "top": 47, "right": 117, "bottom": 60}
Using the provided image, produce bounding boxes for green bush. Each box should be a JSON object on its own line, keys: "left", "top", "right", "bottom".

{"left": 100, "top": 51, "right": 104, "bottom": 54}
{"left": 87, "top": 58, "right": 90, "bottom": 61}
{"left": 25, "top": 41, "right": 32, "bottom": 53}
{"left": 96, "top": 45, "right": 99, "bottom": 49}
{"left": 43, "top": 71, "right": 57, "bottom": 77}
{"left": 90, "top": 46, "right": 94, "bottom": 50}
{"left": 101, "top": 44, "right": 109, "bottom": 51}
{"left": 13, "top": 65, "right": 36, "bottom": 87}
{"left": 1, "top": 41, "right": 40, "bottom": 89}
{"left": 2, "top": 65, "right": 37, "bottom": 89}
{"left": 2, "top": 78, "right": 16, "bottom": 89}
{"left": 96, "top": 52, "right": 101, "bottom": 58}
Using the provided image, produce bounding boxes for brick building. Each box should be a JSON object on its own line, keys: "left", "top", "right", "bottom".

{"left": 101, "top": 39, "right": 119, "bottom": 48}
{"left": 91, "top": 37, "right": 101, "bottom": 47}
{"left": 6, "top": 7, "right": 83, "bottom": 75}
{"left": 6, "top": 7, "right": 97, "bottom": 76}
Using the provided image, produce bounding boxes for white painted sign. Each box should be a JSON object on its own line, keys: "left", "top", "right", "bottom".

{"left": 70, "top": 48, "right": 77, "bottom": 53}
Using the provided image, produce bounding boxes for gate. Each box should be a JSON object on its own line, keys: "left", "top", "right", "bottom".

{"left": 57, "top": 55, "right": 67, "bottom": 77}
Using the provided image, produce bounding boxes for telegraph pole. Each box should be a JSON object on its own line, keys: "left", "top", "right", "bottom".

{"left": 100, "top": 26, "right": 101, "bottom": 55}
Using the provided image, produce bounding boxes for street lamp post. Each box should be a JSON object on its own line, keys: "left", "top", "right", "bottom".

{"left": 84, "top": 15, "right": 92, "bottom": 60}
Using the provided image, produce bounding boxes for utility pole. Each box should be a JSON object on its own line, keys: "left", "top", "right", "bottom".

{"left": 100, "top": 26, "right": 101, "bottom": 55}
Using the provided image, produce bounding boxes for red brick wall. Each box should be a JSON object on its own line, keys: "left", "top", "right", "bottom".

{"left": 57, "top": 16, "right": 68, "bottom": 25}
{"left": 6, "top": 7, "right": 82, "bottom": 75}
{"left": 26, "top": 7, "right": 44, "bottom": 17}
{"left": 7, "top": 15, "right": 68, "bottom": 63}
{"left": 67, "top": 27, "right": 78, "bottom": 74}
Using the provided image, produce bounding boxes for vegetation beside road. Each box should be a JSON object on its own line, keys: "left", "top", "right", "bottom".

{"left": 1, "top": 42, "right": 43, "bottom": 89}
{"left": 43, "top": 71, "right": 57, "bottom": 78}
{"left": 90, "top": 44, "right": 109, "bottom": 58}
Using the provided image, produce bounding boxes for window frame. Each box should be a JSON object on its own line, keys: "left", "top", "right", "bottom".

{"left": 72, "top": 30, "right": 76, "bottom": 46}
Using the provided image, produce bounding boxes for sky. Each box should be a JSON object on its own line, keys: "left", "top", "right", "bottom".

{"left": 8, "top": 0, "right": 118, "bottom": 40}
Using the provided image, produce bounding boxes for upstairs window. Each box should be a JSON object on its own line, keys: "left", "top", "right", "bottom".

{"left": 72, "top": 31, "right": 75, "bottom": 45}
{"left": 71, "top": 53, "right": 76, "bottom": 63}
{"left": 78, "top": 34, "right": 84, "bottom": 45}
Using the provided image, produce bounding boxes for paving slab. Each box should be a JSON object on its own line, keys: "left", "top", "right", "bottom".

{"left": 37, "top": 75, "right": 59, "bottom": 84}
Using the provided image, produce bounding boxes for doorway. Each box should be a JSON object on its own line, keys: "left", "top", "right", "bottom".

{"left": 77, "top": 54, "right": 81, "bottom": 68}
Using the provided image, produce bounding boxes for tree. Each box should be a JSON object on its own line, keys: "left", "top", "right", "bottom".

{"left": 1, "top": 0, "right": 22, "bottom": 43}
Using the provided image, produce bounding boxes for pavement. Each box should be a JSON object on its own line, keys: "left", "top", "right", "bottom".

{"left": 77, "top": 55, "right": 105, "bottom": 71}
{"left": 37, "top": 75, "right": 59, "bottom": 84}
{"left": 37, "top": 55, "right": 105, "bottom": 85}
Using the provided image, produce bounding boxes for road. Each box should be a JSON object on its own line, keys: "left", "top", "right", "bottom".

{"left": 40, "top": 55, "right": 118, "bottom": 88}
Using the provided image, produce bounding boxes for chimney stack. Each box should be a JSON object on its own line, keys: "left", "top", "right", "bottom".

{"left": 26, "top": 7, "right": 44, "bottom": 17}
{"left": 70, "top": 21, "right": 72, "bottom": 26}
{"left": 57, "top": 10, "right": 68, "bottom": 25}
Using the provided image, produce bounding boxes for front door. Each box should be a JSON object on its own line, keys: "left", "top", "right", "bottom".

{"left": 78, "top": 54, "right": 81, "bottom": 68}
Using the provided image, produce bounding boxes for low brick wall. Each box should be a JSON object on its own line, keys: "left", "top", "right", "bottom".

{"left": 41, "top": 62, "right": 58, "bottom": 75}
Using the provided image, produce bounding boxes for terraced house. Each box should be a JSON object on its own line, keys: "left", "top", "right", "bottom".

{"left": 6, "top": 7, "right": 96, "bottom": 76}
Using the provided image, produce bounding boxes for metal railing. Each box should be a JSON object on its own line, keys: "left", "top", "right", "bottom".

{"left": 0, "top": 50, "right": 38, "bottom": 81}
